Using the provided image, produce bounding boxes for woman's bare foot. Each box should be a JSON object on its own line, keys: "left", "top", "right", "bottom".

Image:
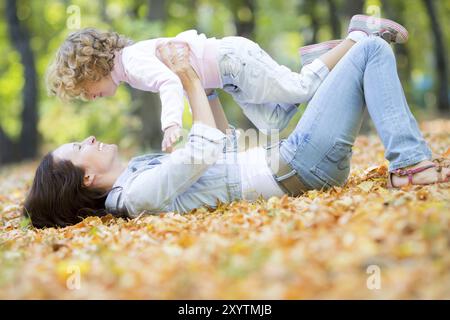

{"left": 390, "top": 160, "right": 450, "bottom": 188}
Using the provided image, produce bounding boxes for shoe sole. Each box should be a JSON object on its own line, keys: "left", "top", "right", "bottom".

{"left": 348, "top": 14, "right": 409, "bottom": 43}
{"left": 299, "top": 39, "right": 343, "bottom": 55}
{"left": 299, "top": 40, "right": 343, "bottom": 65}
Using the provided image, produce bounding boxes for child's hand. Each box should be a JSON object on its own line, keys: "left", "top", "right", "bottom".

{"left": 162, "top": 124, "right": 182, "bottom": 153}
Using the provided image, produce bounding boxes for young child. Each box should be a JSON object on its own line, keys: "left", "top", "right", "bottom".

{"left": 47, "top": 14, "right": 407, "bottom": 152}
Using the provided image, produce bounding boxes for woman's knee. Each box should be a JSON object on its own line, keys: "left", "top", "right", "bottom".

{"left": 364, "top": 36, "right": 394, "bottom": 58}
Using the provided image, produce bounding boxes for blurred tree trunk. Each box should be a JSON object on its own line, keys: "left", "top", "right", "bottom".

{"left": 230, "top": 0, "right": 255, "bottom": 40}
{"left": 130, "top": 88, "right": 162, "bottom": 151}
{"left": 326, "top": 0, "right": 341, "bottom": 39}
{"left": 423, "top": 0, "right": 449, "bottom": 114}
{"left": 342, "top": 0, "right": 373, "bottom": 134}
{"left": 148, "top": 0, "right": 166, "bottom": 21}
{"left": 1, "top": 0, "right": 38, "bottom": 165}
{"left": 0, "top": 127, "right": 17, "bottom": 164}
{"left": 304, "top": 0, "right": 320, "bottom": 45}
{"left": 228, "top": 0, "right": 257, "bottom": 130}
{"left": 343, "top": 0, "right": 364, "bottom": 18}
{"left": 100, "top": 0, "right": 111, "bottom": 24}
{"left": 127, "top": 0, "right": 166, "bottom": 151}
{"left": 382, "top": 0, "right": 413, "bottom": 100}
{"left": 136, "top": 0, "right": 167, "bottom": 150}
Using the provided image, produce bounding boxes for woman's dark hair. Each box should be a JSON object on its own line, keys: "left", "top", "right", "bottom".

{"left": 23, "top": 152, "right": 109, "bottom": 228}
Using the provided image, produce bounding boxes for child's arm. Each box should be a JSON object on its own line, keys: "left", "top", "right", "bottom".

{"left": 123, "top": 56, "right": 185, "bottom": 129}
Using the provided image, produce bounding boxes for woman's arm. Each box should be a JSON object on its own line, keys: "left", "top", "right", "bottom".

{"left": 121, "top": 44, "right": 228, "bottom": 215}
{"left": 206, "top": 90, "right": 229, "bottom": 134}
{"left": 157, "top": 43, "right": 217, "bottom": 129}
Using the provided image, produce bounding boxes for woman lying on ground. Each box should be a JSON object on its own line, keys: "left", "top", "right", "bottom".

{"left": 24, "top": 36, "right": 449, "bottom": 228}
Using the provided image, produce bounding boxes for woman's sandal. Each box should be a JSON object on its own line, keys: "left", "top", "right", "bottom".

{"left": 387, "top": 156, "right": 450, "bottom": 189}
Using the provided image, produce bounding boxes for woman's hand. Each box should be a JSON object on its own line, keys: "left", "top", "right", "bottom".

{"left": 157, "top": 41, "right": 217, "bottom": 130}
{"left": 156, "top": 42, "right": 199, "bottom": 86}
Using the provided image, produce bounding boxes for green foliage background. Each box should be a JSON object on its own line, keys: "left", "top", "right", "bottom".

{"left": 0, "top": 0, "right": 448, "bottom": 155}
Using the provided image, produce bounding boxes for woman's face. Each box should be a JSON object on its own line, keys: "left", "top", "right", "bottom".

{"left": 53, "top": 136, "right": 120, "bottom": 188}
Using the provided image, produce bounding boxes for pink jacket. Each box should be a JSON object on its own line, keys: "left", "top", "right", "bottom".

{"left": 111, "top": 30, "right": 222, "bottom": 131}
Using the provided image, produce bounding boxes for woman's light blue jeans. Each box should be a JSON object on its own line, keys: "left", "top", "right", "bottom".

{"left": 280, "top": 36, "right": 433, "bottom": 190}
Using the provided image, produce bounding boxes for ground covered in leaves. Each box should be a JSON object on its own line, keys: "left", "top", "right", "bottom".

{"left": 1, "top": 120, "right": 449, "bottom": 299}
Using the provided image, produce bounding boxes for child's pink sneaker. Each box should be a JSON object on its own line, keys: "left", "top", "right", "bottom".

{"left": 348, "top": 14, "right": 409, "bottom": 44}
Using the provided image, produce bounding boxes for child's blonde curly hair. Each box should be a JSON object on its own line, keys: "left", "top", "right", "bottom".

{"left": 46, "top": 28, "right": 132, "bottom": 101}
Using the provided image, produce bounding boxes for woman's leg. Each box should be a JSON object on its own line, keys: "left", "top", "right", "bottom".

{"left": 280, "top": 36, "right": 436, "bottom": 190}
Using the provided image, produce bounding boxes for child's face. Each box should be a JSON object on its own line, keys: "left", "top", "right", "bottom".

{"left": 83, "top": 75, "right": 118, "bottom": 100}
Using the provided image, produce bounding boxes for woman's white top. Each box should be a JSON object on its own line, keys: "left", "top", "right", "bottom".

{"left": 237, "top": 147, "right": 285, "bottom": 201}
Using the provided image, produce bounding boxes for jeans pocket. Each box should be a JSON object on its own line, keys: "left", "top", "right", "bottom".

{"left": 310, "top": 138, "right": 353, "bottom": 187}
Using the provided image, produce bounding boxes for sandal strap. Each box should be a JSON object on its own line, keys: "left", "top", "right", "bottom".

{"left": 373, "top": 29, "right": 397, "bottom": 43}
{"left": 432, "top": 156, "right": 450, "bottom": 168}
{"left": 392, "top": 164, "right": 437, "bottom": 185}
